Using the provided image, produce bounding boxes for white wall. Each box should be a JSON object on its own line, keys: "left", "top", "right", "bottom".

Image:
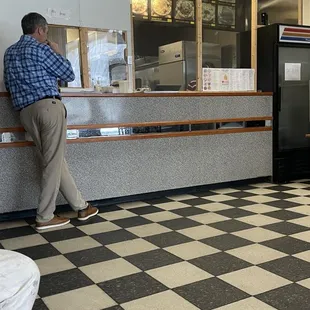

{"left": 0, "top": 0, "right": 132, "bottom": 91}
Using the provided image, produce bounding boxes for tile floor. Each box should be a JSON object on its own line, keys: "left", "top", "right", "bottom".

{"left": 2, "top": 181, "right": 310, "bottom": 309}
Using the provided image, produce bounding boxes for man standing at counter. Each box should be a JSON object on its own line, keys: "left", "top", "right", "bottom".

{"left": 3, "top": 12, "right": 98, "bottom": 230}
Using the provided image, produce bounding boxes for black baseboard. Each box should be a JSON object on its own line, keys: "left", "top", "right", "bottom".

{"left": 0, "top": 177, "right": 270, "bottom": 222}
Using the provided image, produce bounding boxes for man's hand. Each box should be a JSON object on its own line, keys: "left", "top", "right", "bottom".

{"left": 47, "top": 41, "right": 62, "bottom": 55}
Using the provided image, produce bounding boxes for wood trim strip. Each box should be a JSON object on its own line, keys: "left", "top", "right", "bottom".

{"left": 196, "top": 0, "right": 203, "bottom": 92}
{"left": 0, "top": 117, "right": 273, "bottom": 133}
{"left": 298, "top": 0, "right": 303, "bottom": 25}
{"left": 0, "top": 127, "right": 272, "bottom": 148}
{"left": 79, "top": 28, "right": 90, "bottom": 88}
{"left": 0, "top": 91, "right": 273, "bottom": 98}
{"left": 251, "top": 0, "right": 258, "bottom": 91}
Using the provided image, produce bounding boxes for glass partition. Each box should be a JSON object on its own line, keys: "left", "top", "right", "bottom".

{"left": 48, "top": 27, "right": 82, "bottom": 87}
{"left": 87, "top": 30, "right": 127, "bottom": 88}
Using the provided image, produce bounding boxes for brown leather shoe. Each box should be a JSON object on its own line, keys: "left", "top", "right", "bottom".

{"left": 78, "top": 204, "right": 99, "bottom": 221}
{"left": 36, "top": 215, "right": 70, "bottom": 231}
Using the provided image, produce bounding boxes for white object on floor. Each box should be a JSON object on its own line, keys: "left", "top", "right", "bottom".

{"left": 0, "top": 250, "right": 40, "bottom": 310}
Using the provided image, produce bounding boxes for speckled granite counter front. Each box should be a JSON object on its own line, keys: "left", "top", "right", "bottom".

{"left": 0, "top": 93, "right": 273, "bottom": 215}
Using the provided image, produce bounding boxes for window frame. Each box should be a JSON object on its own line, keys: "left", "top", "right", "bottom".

{"left": 48, "top": 25, "right": 129, "bottom": 89}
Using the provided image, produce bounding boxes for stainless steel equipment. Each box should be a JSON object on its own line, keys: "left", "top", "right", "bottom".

{"left": 135, "top": 57, "right": 160, "bottom": 90}
{"left": 158, "top": 41, "right": 221, "bottom": 88}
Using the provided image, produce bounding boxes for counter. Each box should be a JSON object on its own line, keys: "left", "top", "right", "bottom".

{"left": 0, "top": 91, "right": 273, "bottom": 217}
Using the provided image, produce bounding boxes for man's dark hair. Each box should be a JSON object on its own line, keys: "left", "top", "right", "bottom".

{"left": 21, "top": 13, "right": 47, "bottom": 35}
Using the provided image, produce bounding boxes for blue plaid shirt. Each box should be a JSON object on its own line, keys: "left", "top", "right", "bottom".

{"left": 3, "top": 35, "right": 75, "bottom": 110}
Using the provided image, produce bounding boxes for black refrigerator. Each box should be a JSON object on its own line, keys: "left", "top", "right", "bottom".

{"left": 240, "top": 24, "right": 310, "bottom": 183}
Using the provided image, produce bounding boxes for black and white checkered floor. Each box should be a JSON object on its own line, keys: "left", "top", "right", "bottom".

{"left": 3, "top": 181, "right": 310, "bottom": 310}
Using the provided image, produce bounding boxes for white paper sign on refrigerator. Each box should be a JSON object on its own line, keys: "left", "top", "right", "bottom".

{"left": 285, "top": 63, "right": 301, "bottom": 81}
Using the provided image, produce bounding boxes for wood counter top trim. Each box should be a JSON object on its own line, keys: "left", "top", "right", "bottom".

{"left": 0, "top": 116, "right": 273, "bottom": 133}
{"left": 0, "top": 126, "right": 272, "bottom": 148}
{"left": 0, "top": 91, "right": 273, "bottom": 98}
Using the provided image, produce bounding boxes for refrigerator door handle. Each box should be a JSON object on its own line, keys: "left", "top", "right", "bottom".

{"left": 309, "top": 81, "right": 310, "bottom": 122}
{"left": 278, "top": 86, "right": 282, "bottom": 112}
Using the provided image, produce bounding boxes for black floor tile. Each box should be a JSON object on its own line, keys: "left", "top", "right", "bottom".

{"left": 92, "top": 229, "right": 138, "bottom": 246}
{"left": 222, "top": 199, "right": 255, "bottom": 208}
{"left": 266, "top": 192, "right": 298, "bottom": 200}
{"left": 268, "top": 185, "right": 296, "bottom": 192}
{"left": 265, "top": 200, "right": 301, "bottom": 209}
{"left": 112, "top": 217, "right": 151, "bottom": 228}
{"left": 263, "top": 236, "right": 310, "bottom": 255}
{"left": 174, "top": 278, "right": 249, "bottom": 310}
{"left": 41, "top": 227, "right": 86, "bottom": 243}
{"left": 190, "top": 252, "right": 251, "bottom": 276}
{"left": 98, "top": 273, "right": 168, "bottom": 304}
{"left": 0, "top": 243, "right": 3, "bottom": 249}
{"left": 126, "top": 249, "right": 182, "bottom": 271}
{"left": 234, "top": 185, "right": 256, "bottom": 191}
{"left": 171, "top": 207, "right": 208, "bottom": 217}
{"left": 264, "top": 210, "right": 305, "bottom": 221}
{"left": 259, "top": 256, "right": 310, "bottom": 282}
{"left": 160, "top": 218, "right": 201, "bottom": 230}
{"left": 257, "top": 284, "right": 310, "bottom": 310}
{"left": 70, "top": 215, "right": 106, "bottom": 227}
{"left": 65, "top": 246, "right": 119, "bottom": 267}
{"left": 39, "top": 268, "right": 93, "bottom": 298}
{"left": 194, "top": 190, "right": 216, "bottom": 197}
{"left": 128, "top": 206, "right": 163, "bottom": 216}
{"left": 104, "top": 306, "right": 124, "bottom": 310}
{"left": 143, "top": 198, "right": 172, "bottom": 205}
{"left": 201, "top": 234, "right": 252, "bottom": 251}
{"left": 99, "top": 205, "right": 122, "bottom": 213}
{"left": 145, "top": 231, "right": 193, "bottom": 248}
{"left": 216, "top": 207, "right": 254, "bottom": 218}
{"left": 263, "top": 222, "right": 309, "bottom": 235}
{"left": 32, "top": 299, "right": 49, "bottom": 310}
{"left": 209, "top": 219, "right": 255, "bottom": 233}
{"left": 226, "top": 191, "right": 256, "bottom": 199}
{"left": 0, "top": 226, "right": 36, "bottom": 240}
{"left": 16, "top": 244, "right": 60, "bottom": 260}
{"left": 180, "top": 198, "right": 211, "bottom": 206}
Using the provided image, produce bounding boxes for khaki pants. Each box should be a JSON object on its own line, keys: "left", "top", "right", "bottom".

{"left": 20, "top": 99, "right": 86, "bottom": 223}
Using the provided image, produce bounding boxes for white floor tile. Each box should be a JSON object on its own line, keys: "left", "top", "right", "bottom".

{"left": 52, "top": 236, "right": 101, "bottom": 254}
{"left": 219, "top": 266, "right": 291, "bottom": 295}
{"left": 78, "top": 222, "right": 120, "bottom": 235}
{"left": 147, "top": 261, "right": 212, "bottom": 288}
{"left": 142, "top": 211, "right": 182, "bottom": 222}
{"left": 189, "top": 213, "right": 230, "bottom": 225}
{"left": 240, "top": 204, "right": 280, "bottom": 214}
{"left": 244, "top": 196, "right": 278, "bottom": 204}
{"left": 1, "top": 234, "right": 47, "bottom": 250}
{"left": 99, "top": 210, "right": 136, "bottom": 221}
{"left": 215, "top": 297, "right": 277, "bottom": 310}
{"left": 35, "top": 255, "right": 75, "bottom": 276}
{"left": 126, "top": 223, "right": 171, "bottom": 238}
{"left": 165, "top": 241, "right": 220, "bottom": 260}
{"left": 43, "top": 285, "right": 116, "bottom": 310}
{"left": 227, "top": 244, "right": 287, "bottom": 264}
{"left": 80, "top": 258, "right": 141, "bottom": 283}
{"left": 155, "top": 202, "right": 190, "bottom": 211}
{"left": 178, "top": 225, "right": 225, "bottom": 240}
{"left": 238, "top": 214, "right": 282, "bottom": 226}
{"left": 233, "top": 227, "right": 284, "bottom": 243}
{"left": 106, "top": 239, "right": 158, "bottom": 257}
{"left": 197, "top": 203, "right": 234, "bottom": 212}
{"left": 122, "top": 290, "right": 199, "bottom": 310}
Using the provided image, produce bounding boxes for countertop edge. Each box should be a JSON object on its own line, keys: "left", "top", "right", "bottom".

{"left": 0, "top": 91, "right": 273, "bottom": 98}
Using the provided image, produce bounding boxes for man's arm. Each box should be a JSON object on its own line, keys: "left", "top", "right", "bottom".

{"left": 3, "top": 55, "right": 10, "bottom": 93}
{"left": 41, "top": 42, "right": 75, "bottom": 82}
